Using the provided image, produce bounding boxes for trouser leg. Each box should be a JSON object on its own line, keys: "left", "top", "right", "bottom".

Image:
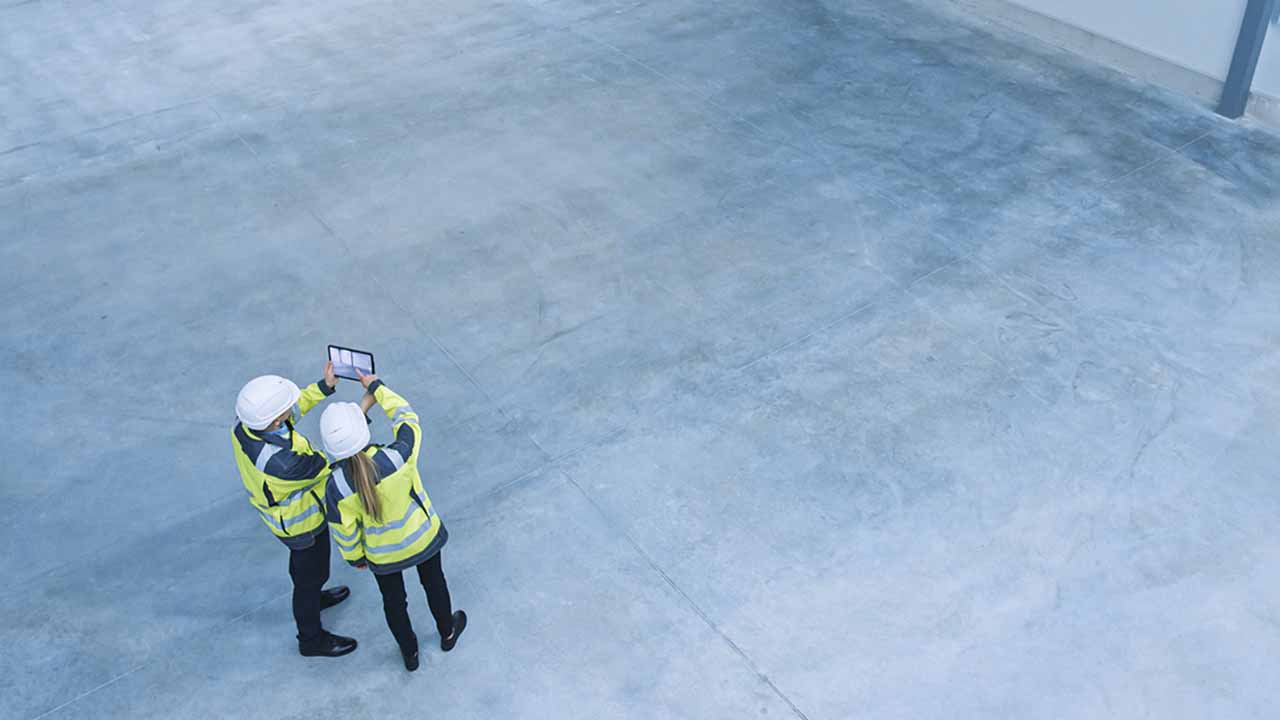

{"left": 374, "top": 570, "right": 418, "bottom": 652}
{"left": 416, "top": 552, "right": 455, "bottom": 638}
{"left": 288, "top": 529, "right": 331, "bottom": 642}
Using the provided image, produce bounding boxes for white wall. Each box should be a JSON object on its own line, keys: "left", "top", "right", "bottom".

{"left": 1258, "top": 19, "right": 1280, "bottom": 96}
{"left": 1004, "top": 0, "right": 1280, "bottom": 98}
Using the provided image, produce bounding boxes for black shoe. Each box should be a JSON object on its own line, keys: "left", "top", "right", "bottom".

{"left": 402, "top": 647, "right": 420, "bottom": 672}
{"left": 299, "top": 631, "right": 358, "bottom": 658}
{"left": 441, "top": 611, "right": 467, "bottom": 652}
{"left": 320, "top": 586, "right": 350, "bottom": 610}
{"left": 401, "top": 632, "right": 419, "bottom": 671}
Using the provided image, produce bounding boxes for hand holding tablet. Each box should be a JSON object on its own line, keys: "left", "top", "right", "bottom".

{"left": 328, "top": 345, "right": 376, "bottom": 381}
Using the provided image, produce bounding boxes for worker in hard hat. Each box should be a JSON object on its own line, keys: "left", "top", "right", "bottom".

{"left": 321, "top": 371, "right": 466, "bottom": 672}
{"left": 232, "top": 362, "right": 358, "bottom": 659}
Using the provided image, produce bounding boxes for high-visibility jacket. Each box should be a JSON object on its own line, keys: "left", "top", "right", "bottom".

{"left": 231, "top": 379, "right": 334, "bottom": 549}
{"left": 326, "top": 381, "right": 447, "bottom": 574}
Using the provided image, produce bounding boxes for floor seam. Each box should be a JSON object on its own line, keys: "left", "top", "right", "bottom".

{"left": 560, "top": 469, "right": 813, "bottom": 720}
{"left": 27, "top": 585, "right": 297, "bottom": 720}
{"left": 1104, "top": 129, "right": 1213, "bottom": 186}
{"left": 448, "top": 427, "right": 627, "bottom": 519}
{"left": 732, "top": 299, "right": 879, "bottom": 373}
{"left": 28, "top": 665, "right": 146, "bottom": 720}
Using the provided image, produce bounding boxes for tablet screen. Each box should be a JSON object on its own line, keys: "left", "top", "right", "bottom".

{"left": 328, "top": 345, "right": 375, "bottom": 381}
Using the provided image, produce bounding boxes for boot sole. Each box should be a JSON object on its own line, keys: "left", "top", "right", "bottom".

{"left": 299, "top": 644, "right": 358, "bottom": 658}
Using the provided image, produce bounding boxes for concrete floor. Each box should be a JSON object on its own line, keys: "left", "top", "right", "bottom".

{"left": 3, "top": 0, "right": 1280, "bottom": 717}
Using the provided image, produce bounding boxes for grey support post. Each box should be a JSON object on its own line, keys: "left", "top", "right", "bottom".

{"left": 1217, "top": 0, "right": 1277, "bottom": 119}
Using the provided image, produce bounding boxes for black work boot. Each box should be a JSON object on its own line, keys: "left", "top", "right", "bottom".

{"left": 441, "top": 611, "right": 467, "bottom": 652}
{"left": 299, "top": 631, "right": 358, "bottom": 658}
{"left": 402, "top": 646, "right": 420, "bottom": 672}
{"left": 400, "top": 631, "right": 420, "bottom": 672}
{"left": 320, "top": 586, "right": 351, "bottom": 610}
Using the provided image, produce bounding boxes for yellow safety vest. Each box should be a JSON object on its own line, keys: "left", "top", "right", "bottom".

{"left": 326, "top": 382, "right": 446, "bottom": 573}
{"left": 231, "top": 381, "right": 333, "bottom": 548}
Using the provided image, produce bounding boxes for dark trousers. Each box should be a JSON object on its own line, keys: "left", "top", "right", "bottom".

{"left": 287, "top": 527, "right": 331, "bottom": 643}
{"left": 373, "top": 552, "right": 454, "bottom": 652}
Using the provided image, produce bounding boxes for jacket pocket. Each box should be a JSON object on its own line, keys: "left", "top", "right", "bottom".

{"left": 408, "top": 488, "right": 429, "bottom": 518}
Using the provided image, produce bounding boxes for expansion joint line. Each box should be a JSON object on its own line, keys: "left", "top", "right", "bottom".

{"left": 560, "top": 471, "right": 813, "bottom": 720}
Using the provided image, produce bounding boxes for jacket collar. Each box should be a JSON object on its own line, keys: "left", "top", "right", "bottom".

{"left": 334, "top": 446, "right": 376, "bottom": 470}
{"left": 242, "top": 421, "right": 294, "bottom": 448}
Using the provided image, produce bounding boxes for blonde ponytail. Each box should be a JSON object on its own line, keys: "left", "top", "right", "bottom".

{"left": 348, "top": 451, "right": 382, "bottom": 523}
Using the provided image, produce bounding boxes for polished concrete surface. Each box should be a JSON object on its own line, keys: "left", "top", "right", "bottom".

{"left": 3, "top": 0, "right": 1280, "bottom": 718}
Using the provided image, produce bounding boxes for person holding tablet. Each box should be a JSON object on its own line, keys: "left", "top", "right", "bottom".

{"left": 232, "top": 363, "right": 358, "bottom": 658}
{"left": 328, "top": 345, "right": 375, "bottom": 382}
{"left": 321, "top": 371, "right": 467, "bottom": 671}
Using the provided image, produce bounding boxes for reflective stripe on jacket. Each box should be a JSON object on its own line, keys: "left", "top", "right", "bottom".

{"left": 231, "top": 379, "right": 334, "bottom": 549}
{"left": 325, "top": 382, "right": 447, "bottom": 574}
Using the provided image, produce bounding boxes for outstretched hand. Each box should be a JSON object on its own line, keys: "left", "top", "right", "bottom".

{"left": 324, "top": 361, "right": 339, "bottom": 389}
{"left": 357, "top": 369, "right": 379, "bottom": 389}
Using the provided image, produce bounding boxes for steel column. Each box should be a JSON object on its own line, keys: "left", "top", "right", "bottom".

{"left": 1218, "top": 0, "right": 1277, "bottom": 119}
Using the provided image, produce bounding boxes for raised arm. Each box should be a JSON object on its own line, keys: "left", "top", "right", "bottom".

{"left": 297, "top": 363, "right": 339, "bottom": 417}
{"left": 360, "top": 373, "right": 422, "bottom": 465}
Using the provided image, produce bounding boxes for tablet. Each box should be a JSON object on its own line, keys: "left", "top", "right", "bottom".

{"left": 328, "top": 345, "right": 376, "bottom": 381}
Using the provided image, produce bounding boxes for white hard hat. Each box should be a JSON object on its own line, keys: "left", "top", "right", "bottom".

{"left": 320, "top": 402, "right": 371, "bottom": 461}
{"left": 235, "top": 375, "right": 301, "bottom": 430}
